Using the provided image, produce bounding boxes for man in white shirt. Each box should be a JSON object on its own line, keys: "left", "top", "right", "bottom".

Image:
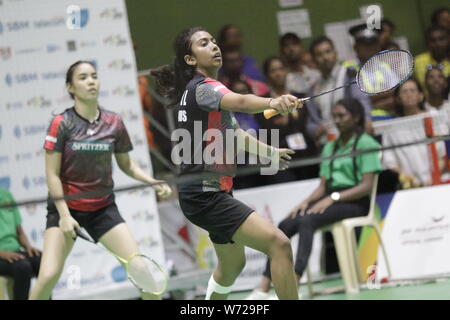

{"left": 305, "top": 36, "right": 372, "bottom": 146}
{"left": 279, "top": 33, "right": 320, "bottom": 94}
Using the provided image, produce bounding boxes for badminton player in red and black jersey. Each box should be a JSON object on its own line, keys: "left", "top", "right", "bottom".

{"left": 29, "top": 61, "right": 171, "bottom": 300}
{"left": 152, "top": 27, "right": 302, "bottom": 300}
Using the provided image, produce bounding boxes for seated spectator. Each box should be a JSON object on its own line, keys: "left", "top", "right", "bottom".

{"left": 219, "top": 49, "right": 269, "bottom": 96}
{"left": 0, "top": 188, "right": 41, "bottom": 300}
{"left": 217, "top": 24, "right": 265, "bottom": 82}
{"left": 424, "top": 65, "right": 450, "bottom": 112}
{"left": 431, "top": 7, "right": 450, "bottom": 30}
{"left": 246, "top": 98, "right": 381, "bottom": 300}
{"left": 382, "top": 78, "right": 447, "bottom": 188}
{"left": 279, "top": 33, "right": 320, "bottom": 94}
{"left": 256, "top": 56, "right": 319, "bottom": 183}
{"left": 414, "top": 25, "right": 450, "bottom": 92}
{"left": 306, "top": 36, "right": 373, "bottom": 147}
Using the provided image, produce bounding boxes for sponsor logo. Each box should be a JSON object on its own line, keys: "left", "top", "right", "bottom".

{"left": 138, "top": 236, "right": 159, "bottom": 248}
{"left": 3, "top": 20, "right": 30, "bottom": 32}
{"left": 132, "top": 135, "right": 145, "bottom": 146}
{"left": 15, "top": 152, "right": 32, "bottom": 161}
{"left": 0, "top": 176, "right": 11, "bottom": 189}
{"left": 112, "top": 85, "right": 135, "bottom": 96}
{"left": 103, "top": 34, "right": 127, "bottom": 46}
{"left": 100, "top": 8, "right": 124, "bottom": 20}
{"left": 0, "top": 47, "right": 11, "bottom": 60}
{"left": 131, "top": 210, "right": 155, "bottom": 222}
{"left": 41, "top": 70, "right": 65, "bottom": 80}
{"left": 27, "top": 95, "right": 52, "bottom": 108}
{"left": 13, "top": 124, "right": 47, "bottom": 138}
{"left": 108, "top": 59, "right": 132, "bottom": 70}
{"left": 22, "top": 175, "right": 46, "bottom": 190}
{"left": 33, "top": 16, "right": 65, "bottom": 29}
{"left": 6, "top": 101, "right": 23, "bottom": 110}
{"left": 46, "top": 43, "right": 61, "bottom": 53}
{"left": 79, "top": 40, "right": 96, "bottom": 48}
{"left": 15, "top": 47, "right": 42, "bottom": 55}
{"left": 0, "top": 155, "right": 9, "bottom": 165}
{"left": 111, "top": 266, "right": 127, "bottom": 282}
{"left": 70, "top": 141, "right": 112, "bottom": 152}
{"left": 67, "top": 40, "right": 77, "bottom": 51}
{"left": 119, "top": 110, "right": 140, "bottom": 122}
{"left": 66, "top": 5, "right": 89, "bottom": 30}
{"left": 5, "top": 72, "right": 39, "bottom": 86}
{"left": 31, "top": 228, "right": 45, "bottom": 243}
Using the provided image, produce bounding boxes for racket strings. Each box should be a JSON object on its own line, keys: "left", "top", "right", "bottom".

{"left": 358, "top": 50, "right": 414, "bottom": 94}
{"left": 128, "top": 255, "right": 167, "bottom": 294}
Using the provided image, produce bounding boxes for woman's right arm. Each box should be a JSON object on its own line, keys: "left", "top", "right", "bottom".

{"left": 220, "top": 92, "right": 300, "bottom": 114}
{"left": 45, "top": 150, "right": 79, "bottom": 237}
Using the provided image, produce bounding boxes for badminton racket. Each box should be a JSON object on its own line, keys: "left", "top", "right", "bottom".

{"left": 75, "top": 228, "right": 168, "bottom": 295}
{"left": 264, "top": 49, "right": 414, "bottom": 119}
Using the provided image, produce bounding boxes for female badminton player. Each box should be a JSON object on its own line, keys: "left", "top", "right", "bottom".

{"left": 29, "top": 61, "right": 171, "bottom": 300}
{"left": 247, "top": 98, "right": 381, "bottom": 299}
{"left": 152, "top": 27, "right": 300, "bottom": 300}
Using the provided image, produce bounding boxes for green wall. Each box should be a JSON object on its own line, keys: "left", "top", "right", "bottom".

{"left": 126, "top": 0, "right": 449, "bottom": 71}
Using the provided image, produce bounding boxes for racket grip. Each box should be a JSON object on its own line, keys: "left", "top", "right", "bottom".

{"left": 75, "top": 229, "right": 92, "bottom": 242}
{"left": 263, "top": 98, "right": 308, "bottom": 119}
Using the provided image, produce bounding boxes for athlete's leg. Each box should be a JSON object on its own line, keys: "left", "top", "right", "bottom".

{"left": 29, "top": 227, "right": 75, "bottom": 300}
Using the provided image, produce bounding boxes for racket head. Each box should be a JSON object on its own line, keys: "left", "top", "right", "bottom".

{"left": 126, "top": 254, "right": 168, "bottom": 295}
{"left": 357, "top": 49, "right": 414, "bottom": 96}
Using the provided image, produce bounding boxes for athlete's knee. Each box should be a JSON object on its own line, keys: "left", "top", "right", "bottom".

{"left": 217, "top": 258, "right": 246, "bottom": 284}
{"left": 268, "top": 230, "right": 292, "bottom": 257}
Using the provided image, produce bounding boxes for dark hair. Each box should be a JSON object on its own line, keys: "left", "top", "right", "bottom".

{"left": 309, "top": 35, "right": 334, "bottom": 55}
{"left": 431, "top": 7, "right": 450, "bottom": 26}
{"left": 279, "top": 32, "right": 301, "bottom": 48}
{"left": 333, "top": 98, "right": 366, "bottom": 133}
{"left": 217, "top": 24, "right": 239, "bottom": 50}
{"left": 381, "top": 18, "right": 396, "bottom": 31}
{"left": 262, "top": 56, "right": 286, "bottom": 77}
{"left": 66, "top": 60, "right": 96, "bottom": 99}
{"left": 394, "top": 78, "right": 425, "bottom": 116}
{"left": 151, "top": 27, "right": 205, "bottom": 107}
{"left": 425, "top": 24, "right": 449, "bottom": 42}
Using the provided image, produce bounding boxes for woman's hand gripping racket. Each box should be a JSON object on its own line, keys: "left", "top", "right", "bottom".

{"left": 264, "top": 49, "right": 414, "bottom": 119}
{"left": 75, "top": 229, "right": 168, "bottom": 295}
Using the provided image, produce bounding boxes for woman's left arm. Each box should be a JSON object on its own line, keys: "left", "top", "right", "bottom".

{"left": 115, "top": 152, "right": 172, "bottom": 199}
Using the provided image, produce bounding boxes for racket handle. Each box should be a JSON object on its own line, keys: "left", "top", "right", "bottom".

{"left": 75, "top": 229, "right": 94, "bottom": 243}
{"left": 263, "top": 98, "right": 308, "bottom": 119}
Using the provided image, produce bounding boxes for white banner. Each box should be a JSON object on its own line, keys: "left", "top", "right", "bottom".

{"left": 0, "top": 0, "right": 164, "bottom": 299}
{"left": 377, "top": 184, "right": 450, "bottom": 280}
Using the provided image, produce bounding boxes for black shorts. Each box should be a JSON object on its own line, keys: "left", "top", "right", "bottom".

{"left": 46, "top": 201, "right": 125, "bottom": 242}
{"left": 178, "top": 191, "right": 254, "bottom": 244}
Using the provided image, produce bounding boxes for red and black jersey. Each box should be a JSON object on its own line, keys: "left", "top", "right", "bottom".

{"left": 175, "top": 73, "right": 239, "bottom": 193}
{"left": 44, "top": 107, "right": 133, "bottom": 211}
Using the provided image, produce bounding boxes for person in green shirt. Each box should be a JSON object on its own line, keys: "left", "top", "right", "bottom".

{"left": 246, "top": 98, "right": 381, "bottom": 300}
{"left": 0, "top": 188, "right": 41, "bottom": 300}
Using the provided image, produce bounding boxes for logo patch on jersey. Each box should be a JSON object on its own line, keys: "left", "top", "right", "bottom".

{"left": 178, "top": 110, "right": 187, "bottom": 122}
{"left": 70, "top": 141, "right": 111, "bottom": 153}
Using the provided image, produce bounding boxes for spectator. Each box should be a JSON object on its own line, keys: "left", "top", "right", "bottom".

{"left": 280, "top": 33, "right": 321, "bottom": 94}
{"left": 219, "top": 49, "right": 269, "bottom": 96}
{"left": 382, "top": 78, "right": 447, "bottom": 188}
{"left": 347, "top": 23, "right": 396, "bottom": 120}
{"left": 256, "top": 56, "right": 319, "bottom": 183}
{"left": 0, "top": 188, "right": 41, "bottom": 300}
{"left": 424, "top": 65, "right": 450, "bottom": 112}
{"left": 379, "top": 19, "right": 396, "bottom": 51}
{"left": 217, "top": 24, "right": 265, "bottom": 82}
{"left": 306, "top": 36, "right": 373, "bottom": 147}
{"left": 246, "top": 98, "right": 381, "bottom": 300}
{"left": 414, "top": 25, "right": 450, "bottom": 91}
{"left": 431, "top": 7, "right": 450, "bottom": 30}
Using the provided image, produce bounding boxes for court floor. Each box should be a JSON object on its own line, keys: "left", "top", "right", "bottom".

{"left": 226, "top": 277, "right": 450, "bottom": 300}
